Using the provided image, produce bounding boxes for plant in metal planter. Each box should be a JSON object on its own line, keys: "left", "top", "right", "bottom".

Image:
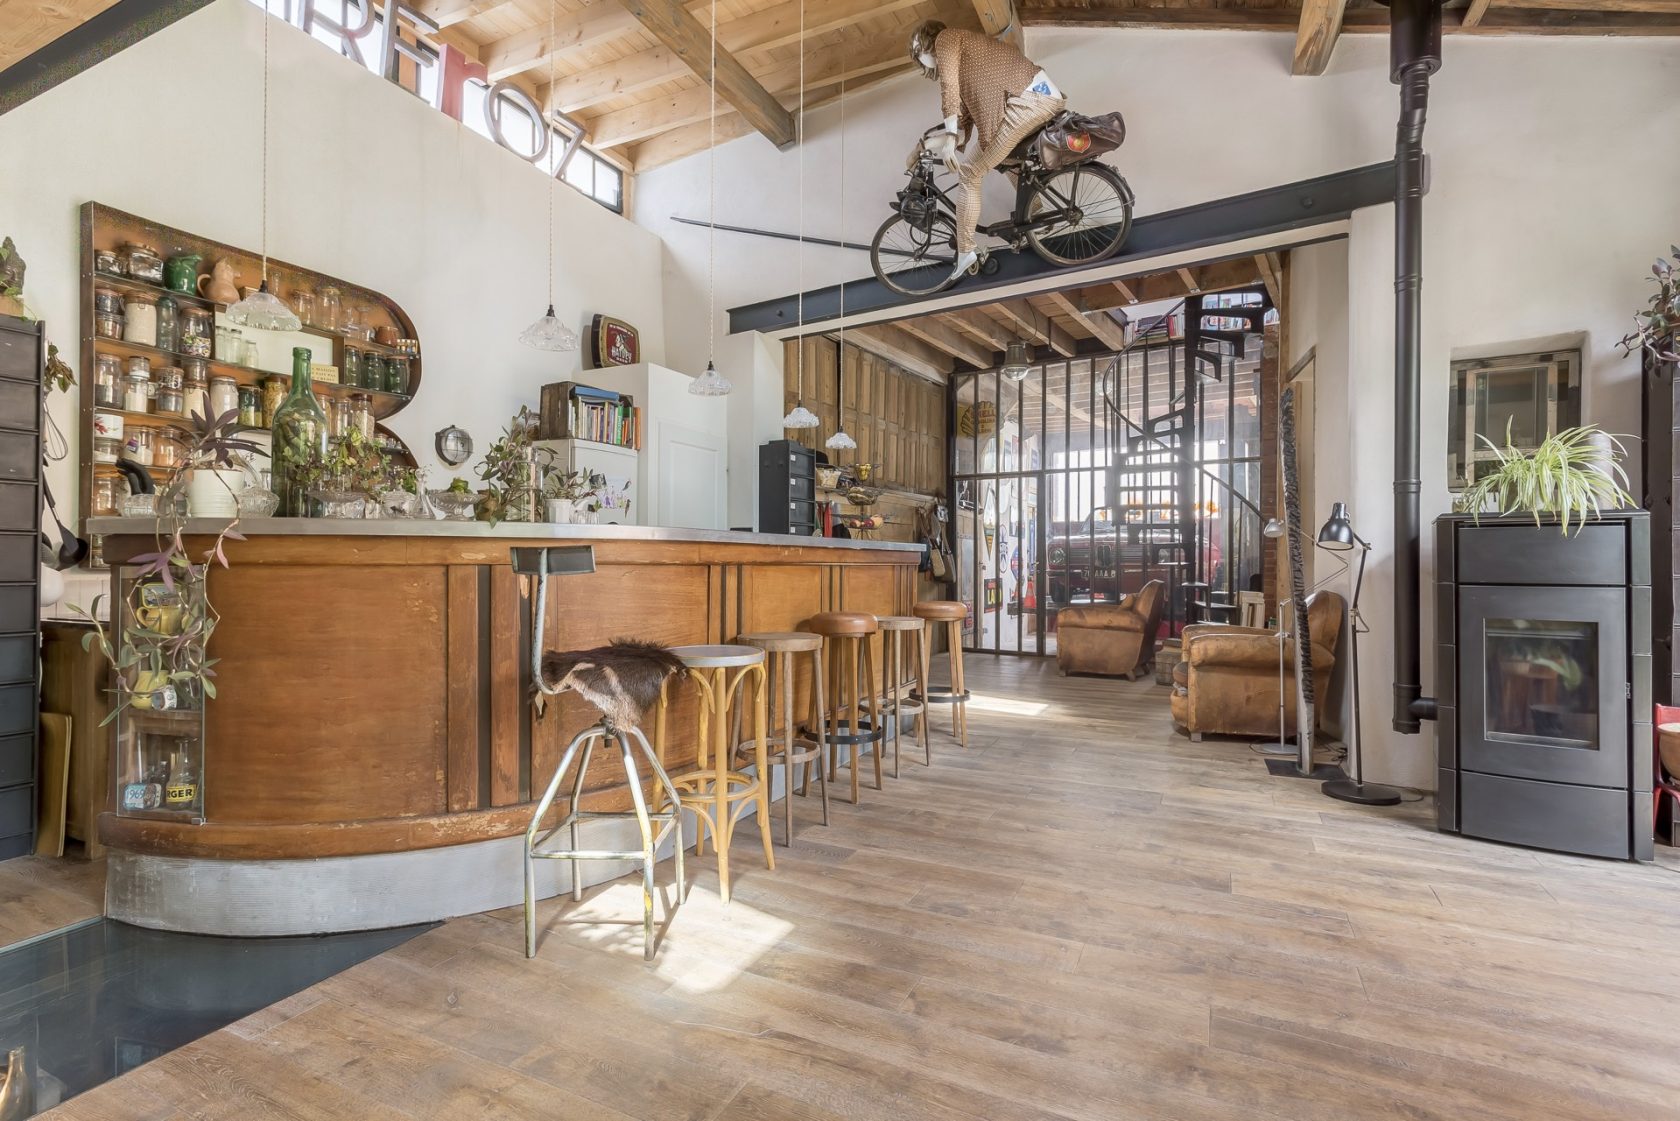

{"left": 1453, "top": 422, "right": 1635, "bottom": 535}
{"left": 1619, "top": 245, "right": 1680, "bottom": 364}
{"left": 73, "top": 408, "right": 261, "bottom": 721}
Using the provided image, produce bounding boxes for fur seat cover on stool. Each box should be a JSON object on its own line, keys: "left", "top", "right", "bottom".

{"left": 535, "top": 639, "right": 687, "bottom": 728}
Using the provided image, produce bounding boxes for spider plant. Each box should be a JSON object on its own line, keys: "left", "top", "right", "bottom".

{"left": 1453, "top": 422, "right": 1635, "bottom": 535}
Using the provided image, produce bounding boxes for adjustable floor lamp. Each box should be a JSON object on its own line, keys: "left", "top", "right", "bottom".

{"left": 1315, "top": 502, "right": 1402, "bottom": 806}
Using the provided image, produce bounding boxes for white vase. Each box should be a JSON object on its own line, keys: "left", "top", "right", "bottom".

{"left": 546, "top": 498, "right": 577, "bottom": 524}
{"left": 186, "top": 468, "right": 247, "bottom": 518}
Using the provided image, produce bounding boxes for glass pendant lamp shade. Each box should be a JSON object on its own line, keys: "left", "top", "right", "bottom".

{"left": 226, "top": 280, "right": 301, "bottom": 332}
{"left": 689, "top": 360, "right": 732, "bottom": 396}
{"left": 1001, "top": 340, "right": 1031, "bottom": 382}
{"left": 520, "top": 304, "right": 579, "bottom": 352}
{"left": 825, "top": 428, "right": 857, "bottom": 451}
{"left": 782, "top": 402, "right": 819, "bottom": 428}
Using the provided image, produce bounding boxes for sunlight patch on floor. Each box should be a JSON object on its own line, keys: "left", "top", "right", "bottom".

{"left": 965, "top": 692, "right": 1049, "bottom": 717}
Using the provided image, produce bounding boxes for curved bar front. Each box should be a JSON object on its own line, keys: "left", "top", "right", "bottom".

{"left": 88, "top": 519, "right": 922, "bottom": 935}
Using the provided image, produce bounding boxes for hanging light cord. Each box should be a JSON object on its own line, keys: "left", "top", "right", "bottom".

{"left": 259, "top": 5, "right": 271, "bottom": 285}
{"left": 795, "top": 0, "right": 804, "bottom": 393}
{"left": 707, "top": 0, "right": 717, "bottom": 365}
{"left": 545, "top": 0, "right": 556, "bottom": 311}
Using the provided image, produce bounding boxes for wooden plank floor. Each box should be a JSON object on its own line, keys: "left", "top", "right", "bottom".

{"left": 0, "top": 854, "right": 103, "bottom": 948}
{"left": 43, "top": 656, "right": 1680, "bottom": 1121}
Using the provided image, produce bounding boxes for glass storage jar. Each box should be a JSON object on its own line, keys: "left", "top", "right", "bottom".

{"left": 182, "top": 359, "right": 208, "bottom": 418}
{"left": 125, "top": 427, "right": 154, "bottom": 465}
{"left": 348, "top": 393, "right": 373, "bottom": 441}
{"left": 238, "top": 386, "right": 261, "bottom": 428}
{"left": 208, "top": 374, "right": 238, "bottom": 420}
{"left": 154, "top": 366, "right": 184, "bottom": 415}
{"left": 121, "top": 292, "right": 158, "bottom": 347}
{"left": 93, "top": 436, "right": 121, "bottom": 464}
{"left": 363, "top": 353, "right": 386, "bottom": 394}
{"left": 260, "top": 376, "right": 286, "bottom": 427}
{"left": 123, "top": 363, "right": 152, "bottom": 412}
{"left": 156, "top": 294, "right": 179, "bottom": 353}
{"left": 153, "top": 427, "right": 185, "bottom": 470}
{"left": 92, "top": 475, "right": 120, "bottom": 516}
{"left": 384, "top": 356, "right": 410, "bottom": 395}
{"left": 316, "top": 286, "right": 342, "bottom": 333}
{"left": 94, "top": 354, "right": 123, "bottom": 407}
{"left": 178, "top": 307, "right": 214, "bottom": 358}
{"left": 123, "top": 243, "right": 164, "bottom": 284}
{"left": 95, "top": 311, "right": 124, "bottom": 339}
{"left": 94, "top": 286, "right": 123, "bottom": 317}
{"left": 94, "top": 249, "right": 121, "bottom": 276}
{"left": 342, "top": 346, "right": 362, "bottom": 390}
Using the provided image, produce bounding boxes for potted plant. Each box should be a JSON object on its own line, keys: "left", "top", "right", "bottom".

{"left": 476, "top": 406, "right": 546, "bottom": 523}
{"left": 543, "top": 467, "right": 602, "bottom": 523}
{"left": 1619, "top": 245, "right": 1680, "bottom": 364}
{"left": 1453, "top": 422, "right": 1635, "bottom": 535}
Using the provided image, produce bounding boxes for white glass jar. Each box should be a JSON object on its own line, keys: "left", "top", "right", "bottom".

{"left": 122, "top": 293, "right": 158, "bottom": 348}
{"left": 124, "top": 427, "right": 155, "bottom": 466}
{"left": 123, "top": 369, "right": 152, "bottom": 413}
{"left": 208, "top": 375, "right": 238, "bottom": 420}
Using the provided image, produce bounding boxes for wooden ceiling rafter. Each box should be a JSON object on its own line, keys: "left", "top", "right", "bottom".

{"left": 1292, "top": 0, "right": 1349, "bottom": 75}
{"left": 1045, "top": 290, "right": 1127, "bottom": 350}
{"left": 896, "top": 316, "right": 996, "bottom": 368}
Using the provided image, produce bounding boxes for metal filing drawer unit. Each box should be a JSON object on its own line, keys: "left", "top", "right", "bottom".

{"left": 758, "top": 439, "right": 818, "bottom": 536}
{"left": 0, "top": 314, "right": 42, "bottom": 859}
{"left": 1434, "top": 511, "right": 1652, "bottom": 861}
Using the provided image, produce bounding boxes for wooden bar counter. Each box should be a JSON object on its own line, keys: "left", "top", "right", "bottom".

{"left": 86, "top": 518, "right": 922, "bottom": 935}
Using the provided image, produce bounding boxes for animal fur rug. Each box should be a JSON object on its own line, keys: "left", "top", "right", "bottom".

{"left": 534, "top": 639, "right": 688, "bottom": 728}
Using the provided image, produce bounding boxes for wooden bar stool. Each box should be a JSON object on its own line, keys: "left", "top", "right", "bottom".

{"left": 803, "top": 612, "right": 884, "bottom": 805}
{"left": 660, "top": 645, "right": 773, "bottom": 905}
{"left": 912, "top": 600, "right": 971, "bottom": 747}
{"left": 875, "top": 616, "right": 931, "bottom": 774}
{"left": 736, "top": 632, "right": 828, "bottom": 845}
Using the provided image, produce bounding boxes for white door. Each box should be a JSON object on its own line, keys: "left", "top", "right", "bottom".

{"left": 656, "top": 422, "right": 727, "bottom": 530}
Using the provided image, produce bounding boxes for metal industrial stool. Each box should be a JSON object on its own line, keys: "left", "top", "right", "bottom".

{"left": 912, "top": 600, "right": 971, "bottom": 747}
{"left": 662, "top": 645, "right": 774, "bottom": 904}
{"left": 876, "top": 616, "right": 931, "bottom": 774}
{"left": 803, "top": 612, "right": 884, "bottom": 804}
{"left": 736, "top": 632, "right": 829, "bottom": 844}
{"left": 520, "top": 545, "right": 685, "bottom": 962}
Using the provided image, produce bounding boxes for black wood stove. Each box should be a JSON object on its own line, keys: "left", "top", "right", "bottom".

{"left": 1435, "top": 511, "right": 1652, "bottom": 861}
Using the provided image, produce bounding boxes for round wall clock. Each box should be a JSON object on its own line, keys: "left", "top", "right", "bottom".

{"left": 435, "top": 426, "right": 473, "bottom": 466}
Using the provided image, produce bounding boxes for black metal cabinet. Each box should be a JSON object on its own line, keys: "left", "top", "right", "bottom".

{"left": 758, "top": 440, "right": 818, "bottom": 536}
{"left": 0, "top": 314, "right": 42, "bottom": 860}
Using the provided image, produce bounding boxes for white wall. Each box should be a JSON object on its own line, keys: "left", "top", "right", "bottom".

{"left": 640, "top": 28, "right": 1680, "bottom": 789}
{"left": 0, "top": 0, "right": 667, "bottom": 514}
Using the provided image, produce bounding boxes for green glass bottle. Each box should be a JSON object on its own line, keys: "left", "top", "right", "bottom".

{"left": 271, "top": 347, "right": 328, "bottom": 517}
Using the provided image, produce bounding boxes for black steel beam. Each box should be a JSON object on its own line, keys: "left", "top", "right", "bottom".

{"left": 0, "top": 0, "right": 215, "bottom": 117}
{"left": 728, "top": 160, "right": 1397, "bottom": 336}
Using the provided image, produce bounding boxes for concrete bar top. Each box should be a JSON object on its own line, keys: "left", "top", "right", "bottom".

{"left": 87, "top": 516, "right": 924, "bottom": 552}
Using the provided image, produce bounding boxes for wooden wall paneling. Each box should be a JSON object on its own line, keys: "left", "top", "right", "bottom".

{"left": 206, "top": 565, "right": 449, "bottom": 824}
{"left": 488, "top": 564, "right": 523, "bottom": 808}
{"left": 445, "top": 566, "right": 484, "bottom": 813}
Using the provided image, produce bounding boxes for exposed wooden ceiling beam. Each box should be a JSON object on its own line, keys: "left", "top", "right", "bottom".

{"left": 1462, "top": 0, "right": 1494, "bottom": 27}
{"left": 542, "top": 0, "right": 925, "bottom": 115}
{"left": 1255, "top": 253, "right": 1283, "bottom": 308}
{"left": 1111, "top": 278, "right": 1137, "bottom": 304}
{"left": 1176, "top": 268, "right": 1201, "bottom": 294}
{"left": 991, "top": 300, "right": 1076, "bottom": 357}
{"left": 616, "top": 0, "right": 798, "bottom": 149}
{"left": 1292, "top": 0, "right": 1348, "bottom": 76}
{"left": 1046, "top": 291, "right": 1127, "bottom": 351}
{"left": 971, "top": 0, "right": 1023, "bottom": 48}
{"left": 897, "top": 316, "right": 995, "bottom": 370}
{"left": 839, "top": 324, "right": 951, "bottom": 383}
{"left": 1079, "top": 258, "right": 1265, "bottom": 313}
{"left": 415, "top": 0, "right": 519, "bottom": 31}
{"left": 941, "top": 308, "right": 1015, "bottom": 351}
{"left": 482, "top": 3, "right": 640, "bottom": 83}
{"left": 590, "top": 29, "right": 905, "bottom": 149}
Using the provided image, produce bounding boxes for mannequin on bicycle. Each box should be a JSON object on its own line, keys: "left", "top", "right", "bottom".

{"left": 908, "top": 21, "right": 1066, "bottom": 282}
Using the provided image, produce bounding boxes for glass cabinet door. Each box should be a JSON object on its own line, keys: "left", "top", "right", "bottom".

{"left": 113, "top": 567, "right": 207, "bottom": 823}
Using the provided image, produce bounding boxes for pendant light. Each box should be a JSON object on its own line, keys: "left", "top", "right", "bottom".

{"left": 225, "top": 5, "right": 302, "bottom": 332}
{"left": 519, "top": 0, "right": 579, "bottom": 353}
{"left": 689, "top": 0, "right": 732, "bottom": 396}
{"left": 1001, "top": 340, "right": 1031, "bottom": 382}
{"left": 781, "top": 2, "right": 817, "bottom": 428}
{"left": 824, "top": 40, "right": 854, "bottom": 452}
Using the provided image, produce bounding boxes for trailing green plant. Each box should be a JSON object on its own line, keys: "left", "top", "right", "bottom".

{"left": 72, "top": 407, "right": 262, "bottom": 722}
{"left": 475, "top": 406, "right": 548, "bottom": 523}
{"left": 1619, "top": 245, "right": 1680, "bottom": 364}
{"left": 1453, "top": 422, "right": 1635, "bottom": 535}
{"left": 543, "top": 466, "right": 603, "bottom": 502}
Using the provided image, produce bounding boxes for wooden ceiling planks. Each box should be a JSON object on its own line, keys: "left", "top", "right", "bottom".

{"left": 0, "top": 0, "right": 121, "bottom": 73}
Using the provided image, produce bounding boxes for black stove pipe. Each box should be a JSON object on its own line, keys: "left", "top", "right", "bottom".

{"left": 1387, "top": 0, "right": 1442, "bottom": 734}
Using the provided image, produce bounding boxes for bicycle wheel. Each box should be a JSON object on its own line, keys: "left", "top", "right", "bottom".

{"left": 1024, "top": 163, "right": 1133, "bottom": 269}
{"left": 871, "top": 211, "right": 959, "bottom": 297}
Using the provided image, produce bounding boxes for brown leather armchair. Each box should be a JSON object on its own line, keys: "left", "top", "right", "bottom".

{"left": 1169, "top": 591, "right": 1345, "bottom": 740}
{"left": 1055, "top": 580, "right": 1165, "bottom": 679}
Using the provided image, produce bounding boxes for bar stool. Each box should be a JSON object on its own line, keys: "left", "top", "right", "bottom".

{"left": 523, "top": 643, "right": 687, "bottom": 961}
{"left": 912, "top": 600, "right": 970, "bottom": 747}
{"left": 875, "top": 616, "right": 932, "bottom": 774}
{"left": 736, "top": 632, "right": 828, "bottom": 845}
{"left": 662, "top": 645, "right": 773, "bottom": 905}
{"left": 803, "top": 612, "right": 884, "bottom": 804}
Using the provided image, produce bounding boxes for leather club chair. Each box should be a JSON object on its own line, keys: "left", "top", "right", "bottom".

{"left": 1169, "top": 591, "right": 1346, "bottom": 741}
{"left": 1054, "top": 580, "right": 1165, "bottom": 680}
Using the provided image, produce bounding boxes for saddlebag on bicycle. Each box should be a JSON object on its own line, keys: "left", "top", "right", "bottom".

{"left": 1036, "top": 110, "right": 1126, "bottom": 171}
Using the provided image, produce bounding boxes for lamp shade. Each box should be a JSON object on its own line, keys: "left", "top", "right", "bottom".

{"left": 1001, "top": 340, "right": 1031, "bottom": 382}
{"left": 1317, "top": 501, "right": 1356, "bottom": 551}
{"left": 519, "top": 304, "right": 580, "bottom": 352}
{"left": 225, "top": 280, "right": 301, "bottom": 332}
{"left": 1262, "top": 517, "right": 1285, "bottom": 539}
{"left": 689, "top": 360, "right": 732, "bottom": 396}
{"left": 782, "top": 403, "right": 819, "bottom": 429}
{"left": 825, "top": 428, "right": 857, "bottom": 451}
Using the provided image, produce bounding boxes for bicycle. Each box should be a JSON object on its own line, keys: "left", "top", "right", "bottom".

{"left": 870, "top": 131, "right": 1135, "bottom": 298}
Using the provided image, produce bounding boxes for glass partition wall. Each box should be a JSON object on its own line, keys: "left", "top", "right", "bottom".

{"left": 950, "top": 293, "right": 1268, "bottom": 657}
